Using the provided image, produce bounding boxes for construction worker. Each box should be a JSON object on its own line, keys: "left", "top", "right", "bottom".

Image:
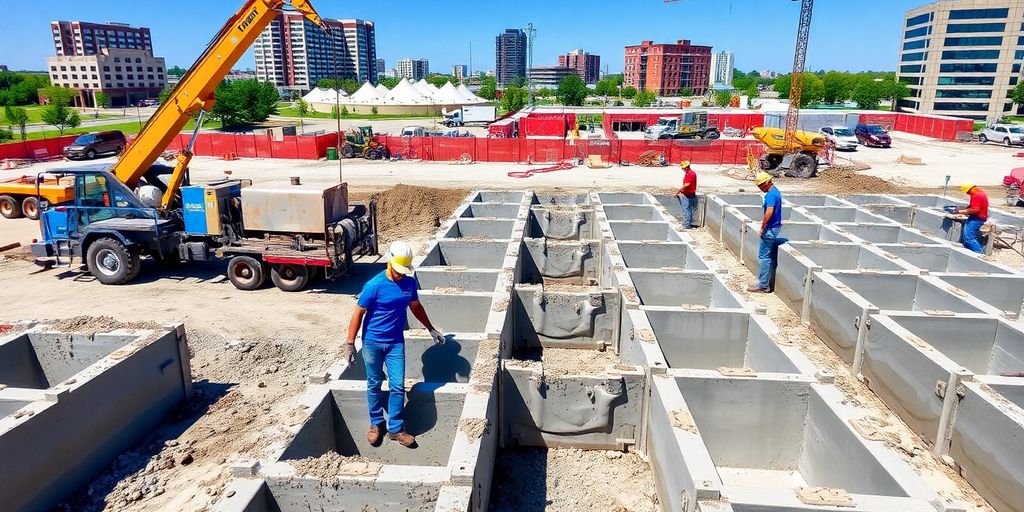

{"left": 674, "top": 160, "right": 698, "bottom": 229}
{"left": 345, "top": 240, "right": 446, "bottom": 449}
{"left": 954, "top": 183, "right": 989, "bottom": 254}
{"left": 748, "top": 172, "right": 785, "bottom": 293}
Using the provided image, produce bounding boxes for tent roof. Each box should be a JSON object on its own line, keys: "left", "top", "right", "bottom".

{"left": 374, "top": 83, "right": 390, "bottom": 96}
{"left": 349, "top": 82, "right": 382, "bottom": 103}
{"left": 302, "top": 87, "right": 345, "bottom": 103}
{"left": 434, "top": 82, "right": 465, "bottom": 104}
{"left": 456, "top": 83, "right": 484, "bottom": 103}
{"left": 383, "top": 78, "right": 429, "bottom": 104}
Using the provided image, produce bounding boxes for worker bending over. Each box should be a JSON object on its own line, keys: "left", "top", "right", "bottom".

{"left": 345, "top": 241, "right": 446, "bottom": 448}
{"left": 674, "top": 160, "right": 698, "bottom": 229}
{"left": 955, "top": 183, "right": 988, "bottom": 254}
{"left": 748, "top": 172, "right": 785, "bottom": 293}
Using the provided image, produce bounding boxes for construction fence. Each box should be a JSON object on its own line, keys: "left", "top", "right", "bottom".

{"left": 0, "top": 135, "right": 79, "bottom": 161}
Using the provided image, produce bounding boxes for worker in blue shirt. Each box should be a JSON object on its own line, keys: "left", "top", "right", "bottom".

{"left": 748, "top": 172, "right": 785, "bottom": 293}
{"left": 345, "top": 241, "right": 446, "bottom": 449}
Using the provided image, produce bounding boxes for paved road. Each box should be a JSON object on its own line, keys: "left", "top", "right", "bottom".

{"left": 21, "top": 107, "right": 157, "bottom": 134}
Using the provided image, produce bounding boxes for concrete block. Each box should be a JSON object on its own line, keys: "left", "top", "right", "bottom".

{"left": 417, "top": 240, "right": 510, "bottom": 270}
{"left": 861, "top": 204, "right": 918, "bottom": 225}
{"left": 628, "top": 271, "right": 743, "bottom": 309}
{"left": 832, "top": 223, "right": 940, "bottom": 245}
{"left": 519, "top": 239, "right": 599, "bottom": 282}
{"left": 935, "top": 273, "right": 1024, "bottom": 318}
{"left": 803, "top": 206, "right": 898, "bottom": 224}
{"left": 607, "top": 221, "right": 683, "bottom": 242}
{"left": 513, "top": 285, "right": 619, "bottom": 350}
{"left": 597, "top": 192, "right": 656, "bottom": 205}
{"left": 526, "top": 205, "right": 594, "bottom": 240}
{"left": 442, "top": 219, "right": 516, "bottom": 240}
{"left": 877, "top": 243, "right": 1017, "bottom": 274}
{"left": 602, "top": 205, "right": 668, "bottom": 221}
{"left": 782, "top": 194, "right": 853, "bottom": 207}
{"left": 616, "top": 241, "right": 710, "bottom": 271}
{"left": 339, "top": 335, "right": 483, "bottom": 384}
{"left": 472, "top": 191, "right": 525, "bottom": 203}
{"left": 416, "top": 268, "right": 500, "bottom": 293}
{"left": 843, "top": 195, "right": 914, "bottom": 207}
{"left": 411, "top": 291, "right": 499, "bottom": 335}
{"left": 458, "top": 203, "right": 521, "bottom": 219}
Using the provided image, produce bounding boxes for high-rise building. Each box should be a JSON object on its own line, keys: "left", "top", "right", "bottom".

{"left": 254, "top": 14, "right": 376, "bottom": 94}
{"left": 50, "top": 21, "right": 152, "bottom": 56}
{"left": 897, "top": 1, "right": 1024, "bottom": 121}
{"left": 385, "top": 68, "right": 399, "bottom": 78}
{"left": 624, "top": 39, "right": 712, "bottom": 96}
{"left": 396, "top": 58, "right": 429, "bottom": 80}
{"left": 558, "top": 49, "right": 600, "bottom": 84}
{"left": 46, "top": 20, "right": 165, "bottom": 108}
{"left": 452, "top": 64, "right": 468, "bottom": 80}
{"left": 528, "top": 66, "right": 575, "bottom": 88}
{"left": 376, "top": 58, "right": 385, "bottom": 79}
{"left": 495, "top": 29, "right": 527, "bottom": 86}
{"left": 709, "top": 51, "right": 734, "bottom": 87}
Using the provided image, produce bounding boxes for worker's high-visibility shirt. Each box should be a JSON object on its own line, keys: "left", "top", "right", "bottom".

{"left": 968, "top": 189, "right": 989, "bottom": 221}
{"left": 681, "top": 168, "right": 697, "bottom": 197}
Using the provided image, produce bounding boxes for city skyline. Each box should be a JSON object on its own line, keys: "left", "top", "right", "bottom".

{"left": 3, "top": 0, "right": 931, "bottom": 75}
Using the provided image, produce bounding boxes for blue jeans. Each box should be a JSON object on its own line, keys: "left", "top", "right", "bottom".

{"left": 679, "top": 194, "right": 698, "bottom": 228}
{"left": 362, "top": 340, "right": 406, "bottom": 434}
{"left": 757, "top": 226, "right": 784, "bottom": 289}
{"left": 962, "top": 218, "right": 985, "bottom": 254}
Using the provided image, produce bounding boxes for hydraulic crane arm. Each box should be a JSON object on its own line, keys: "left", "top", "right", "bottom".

{"left": 110, "top": 0, "right": 327, "bottom": 209}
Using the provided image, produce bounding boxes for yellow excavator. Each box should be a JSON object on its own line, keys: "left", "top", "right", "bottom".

{"left": 751, "top": 126, "right": 826, "bottom": 179}
{"left": 30, "top": 0, "right": 379, "bottom": 290}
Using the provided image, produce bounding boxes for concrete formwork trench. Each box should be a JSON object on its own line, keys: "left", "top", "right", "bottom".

{"left": 711, "top": 192, "right": 1024, "bottom": 512}
{"left": 0, "top": 322, "right": 192, "bottom": 512}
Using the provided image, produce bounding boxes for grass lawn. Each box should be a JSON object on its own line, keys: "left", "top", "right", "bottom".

{"left": 23, "top": 117, "right": 222, "bottom": 141}
{"left": 276, "top": 106, "right": 436, "bottom": 120}
{"left": 1, "top": 105, "right": 120, "bottom": 125}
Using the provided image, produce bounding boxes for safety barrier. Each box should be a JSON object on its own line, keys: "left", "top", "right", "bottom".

{"left": 0, "top": 135, "right": 79, "bottom": 160}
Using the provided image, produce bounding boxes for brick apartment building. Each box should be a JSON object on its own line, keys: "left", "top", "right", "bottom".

{"left": 46, "top": 20, "right": 165, "bottom": 107}
{"left": 558, "top": 49, "right": 601, "bottom": 84}
{"left": 623, "top": 39, "right": 712, "bottom": 96}
{"left": 254, "top": 14, "right": 377, "bottom": 95}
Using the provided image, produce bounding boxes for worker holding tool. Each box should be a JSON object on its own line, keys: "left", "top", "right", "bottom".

{"left": 674, "top": 160, "right": 698, "bottom": 229}
{"left": 748, "top": 172, "right": 785, "bottom": 293}
{"left": 345, "top": 240, "right": 446, "bottom": 449}
{"left": 953, "top": 183, "right": 989, "bottom": 254}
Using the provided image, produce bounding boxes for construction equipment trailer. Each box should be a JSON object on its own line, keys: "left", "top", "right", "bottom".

{"left": 30, "top": 0, "right": 379, "bottom": 291}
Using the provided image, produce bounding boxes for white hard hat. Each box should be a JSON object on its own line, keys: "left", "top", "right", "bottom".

{"left": 386, "top": 241, "right": 415, "bottom": 275}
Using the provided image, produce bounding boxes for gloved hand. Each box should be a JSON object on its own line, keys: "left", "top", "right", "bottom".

{"left": 429, "top": 328, "right": 446, "bottom": 345}
{"left": 343, "top": 342, "right": 356, "bottom": 365}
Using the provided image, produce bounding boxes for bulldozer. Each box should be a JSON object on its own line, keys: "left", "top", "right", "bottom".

{"left": 340, "top": 126, "right": 390, "bottom": 160}
{"left": 751, "top": 126, "right": 826, "bottom": 178}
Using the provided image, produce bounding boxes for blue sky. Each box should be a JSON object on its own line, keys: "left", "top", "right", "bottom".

{"left": 3, "top": 0, "right": 924, "bottom": 74}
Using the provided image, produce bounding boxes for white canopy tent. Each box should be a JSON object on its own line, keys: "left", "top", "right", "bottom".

{"left": 383, "top": 78, "right": 430, "bottom": 104}
{"left": 348, "top": 82, "right": 382, "bottom": 103}
{"left": 301, "top": 88, "right": 345, "bottom": 103}
{"left": 456, "top": 83, "right": 485, "bottom": 103}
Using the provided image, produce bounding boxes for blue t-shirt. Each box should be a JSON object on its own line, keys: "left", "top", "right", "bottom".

{"left": 357, "top": 271, "right": 419, "bottom": 343}
{"left": 763, "top": 187, "right": 783, "bottom": 229}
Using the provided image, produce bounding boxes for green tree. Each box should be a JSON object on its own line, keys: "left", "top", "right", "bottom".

{"left": 500, "top": 86, "right": 528, "bottom": 111}
{"left": 536, "top": 87, "right": 554, "bottom": 98}
{"left": 714, "top": 90, "right": 732, "bottom": 107}
{"left": 556, "top": 75, "right": 588, "bottom": 106}
{"left": 371, "top": 106, "right": 378, "bottom": 115}
{"left": 621, "top": 86, "right": 638, "bottom": 99}
{"left": 822, "top": 71, "right": 853, "bottom": 104}
{"left": 0, "top": 128, "right": 12, "bottom": 143}
{"left": 94, "top": 91, "right": 111, "bottom": 108}
{"left": 0, "top": 71, "right": 50, "bottom": 106}
{"left": 773, "top": 73, "right": 824, "bottom": 107}
{"left": 42, "top": 86, "right": 75, "bottom": 107}
{"left": 851, "top": 77, "right": 885, "bottom": 110}
{"left": 3, "top": 105, "right": 29, "bottom": 140}
{"left": 509, "top": 76, "right": 528, "bottom": 88}
{"left": 211, "top": 79, "right": 280, "bottom": 127}
{"left": 605, "top": 74, "right": 624, "bottom": 87}
{"left": 478, "top": 76, "right": 497, "bottom": 100}
{"left": 158, "top": 85, "right": 174, "bottom": 105}
{"left": 879, "top": 77, "right": 911, "bottom": 110}
{"left": 317, "top": 78, "right": 359, "bottom": 94}
{"left": 1013, "top": 81, "right": 1024, "bottom": 106}
{"left": 679, "top": 87, "right": 693, "bottom": 96}
{"left": 379, "top": 77, "right": 401, "bottom": 89}
{"left": 294, "top": 98, "right": 310, "bottom": 132}
{"left": 167, "top": 65, "right": 187, "bottom": 76}
{"left": 632, "top": 90, "right": 656, "bottom": 107}
{"left": 427, "top": 74, "right": 458, "bottom": 88}
{"left": 594, "top": 78, "right": 619, "bottom": 97}
{"left": 40, "top": 103, "right": 81, "bottom": 134}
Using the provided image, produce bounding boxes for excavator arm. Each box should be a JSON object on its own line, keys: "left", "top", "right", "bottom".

{"left": 110, "top": 0, "right": 327, "bottom": 210}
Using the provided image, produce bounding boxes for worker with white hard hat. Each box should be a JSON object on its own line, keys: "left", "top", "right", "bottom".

{"left": 748, "top": 172, "right": 786, "bottom": 293}
{"left": 674, "top": 160, "right": 699, "bottom": 229}
{"left": 345, "top": 240, "right": 446, "bottom": 449}
{"left": 953, "top": 182, "right": 989, "bottom": 254}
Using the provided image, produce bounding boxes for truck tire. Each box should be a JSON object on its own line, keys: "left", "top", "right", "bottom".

{"left": 787, "top": 153, "right": 818, "bottom": 179}
{"left": 227, "top": 255, "right": 265, "bottom": 290}
{"left": 86, "top": 238, "right": 139, "bottom": 285}
{"left": 85, "top": 149, "right": 97, "bottom": 160}
{"left": 0, "top": 195, "right": 22, "bottom": 219}
{"left": 22, "top": 197, "right": 39, "bottom": 220}
{"left": 705, "top": 130, "right": 721, "bottom": 140}
{"left": 341, "top": 145, "right": 355, "bottom": 158}
{"left": 759, "top": 154, "right": 783, "bottom": 171}
{"left": 979, "top": 133, "right": 988, "bottom": 143}
{"left": 271, "top": 264, "right": 310, "bottom": 292}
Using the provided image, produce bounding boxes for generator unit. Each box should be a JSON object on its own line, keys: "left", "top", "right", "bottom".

{"left": 181, "top": 181, "right": 243, "bottom": 236}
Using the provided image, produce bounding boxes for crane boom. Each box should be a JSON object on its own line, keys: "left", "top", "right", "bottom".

{"left": 110, "top": 0, "right": 327, "bottom": 209}
{"left": 782, "top": 0, "right": 814, "bottom": 154}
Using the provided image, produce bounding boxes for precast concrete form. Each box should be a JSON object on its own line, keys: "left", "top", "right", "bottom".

{"left": 0, "top": 322, "right": 192, "bottom": 512}
{"left": 711, "top": 192, "right": 1024, "bottom": 512}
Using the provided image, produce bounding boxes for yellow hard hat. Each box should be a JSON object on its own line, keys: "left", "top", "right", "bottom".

{"left": 754, "top": 172, "right": 773, "bottom": 186}
{"left": 679, "top": 160, "right": 691, "bottom": 168}
{"left": 386, "top": 241, "right": 415, "bottom": 276}
{"left": 960, "top": 182, "right": 975, "bottom": 194}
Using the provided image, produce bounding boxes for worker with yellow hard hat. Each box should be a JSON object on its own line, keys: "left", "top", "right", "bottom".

{"left": 748, "top": 172, "right": 786, "bottom": 293}
{"left": 952, "top": 182, "right": 989, "bottom": 254}
{"left": 346, "top": 240, "right": 446, "bottom": 449}
{"left": 674, "top": 160, "right": 699, "bottom": 229}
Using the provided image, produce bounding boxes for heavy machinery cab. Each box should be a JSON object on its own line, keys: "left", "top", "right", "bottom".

{"left": 646, "top": 111, "right": 720, "bottom": 140}
{"left": 341, "top": 126, "right": 389, "bottom": 160}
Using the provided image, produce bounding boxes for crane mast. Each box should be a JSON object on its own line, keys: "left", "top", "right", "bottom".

{"left": 110, "top": 0, "right": 327, "bottom": 210}
{"left": 783, "top": 0, "right": 814, "bottom": 154}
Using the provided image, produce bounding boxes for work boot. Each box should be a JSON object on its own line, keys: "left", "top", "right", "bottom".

{"left": 367, "top": 424, "right": 384, "bottom": 447}
{"left": 389, "top": 431, "right": 417, "bottom": 448}
{"left": 746, "top": 283, "right": 770, "bottom": 293}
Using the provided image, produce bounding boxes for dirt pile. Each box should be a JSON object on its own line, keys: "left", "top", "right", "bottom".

{"left": 369, "top": 184, "right": 470, "bottom": 242}
{"left": 816, "top": 165, "right": 909, "bottom": 195}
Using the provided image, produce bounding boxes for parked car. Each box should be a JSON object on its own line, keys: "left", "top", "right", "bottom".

{"left": 978, "top": 124, "right": 1024, "bottom": 146}
{"left": 819, "top": 126, "right": 859, "bottom": 151}
{"left": 854, "top": 124, "right": 892, "bottom": 148}
{"left": 137, "top": 98, "right": 159, "bottom": 107}
{"left": 63, "top": 131, "right": 127, "bottom": 160}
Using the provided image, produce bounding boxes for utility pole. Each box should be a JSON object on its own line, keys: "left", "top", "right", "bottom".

{"left": 525, "top": 23, "right": 536, "bottom": 106}
{"left": 469, "top": 42, "right": 473, "bottom": 80}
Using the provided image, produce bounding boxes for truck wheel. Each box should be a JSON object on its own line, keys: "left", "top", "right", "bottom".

{"left": 787, "top": 154, "right": 818, "bottom": 179}
{"left": 22, "top": 197, "right": 39, "bottom": 220}
{"left": 0, "top": 195, "right": 22, "bottom": 219}
{"left": 979, "top": 133, "right": 988, "bottom": 143}
{"left": 86, "top": 238, "right": 139, "bottom": 285}
{"left": 341, "top": 145, "right": 355, "bottom": 158}
{"left": 706, "top": 130, "right": 720, "bottom": 140}
{"left": 658, "top": 134, "right": 672, "bottom": 140}
{"left": 759, "top": 154, "right": 783, "bottom": 171}
{"left": 271, "top": 264, "right": 310, "bottom": 292}
{"left": 227, "top": 255, "right": 265, "bottom": 290}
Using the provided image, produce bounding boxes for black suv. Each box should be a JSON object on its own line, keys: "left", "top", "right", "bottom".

{"left": 63, "top": 131, "right": 127, "bottom": 160}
